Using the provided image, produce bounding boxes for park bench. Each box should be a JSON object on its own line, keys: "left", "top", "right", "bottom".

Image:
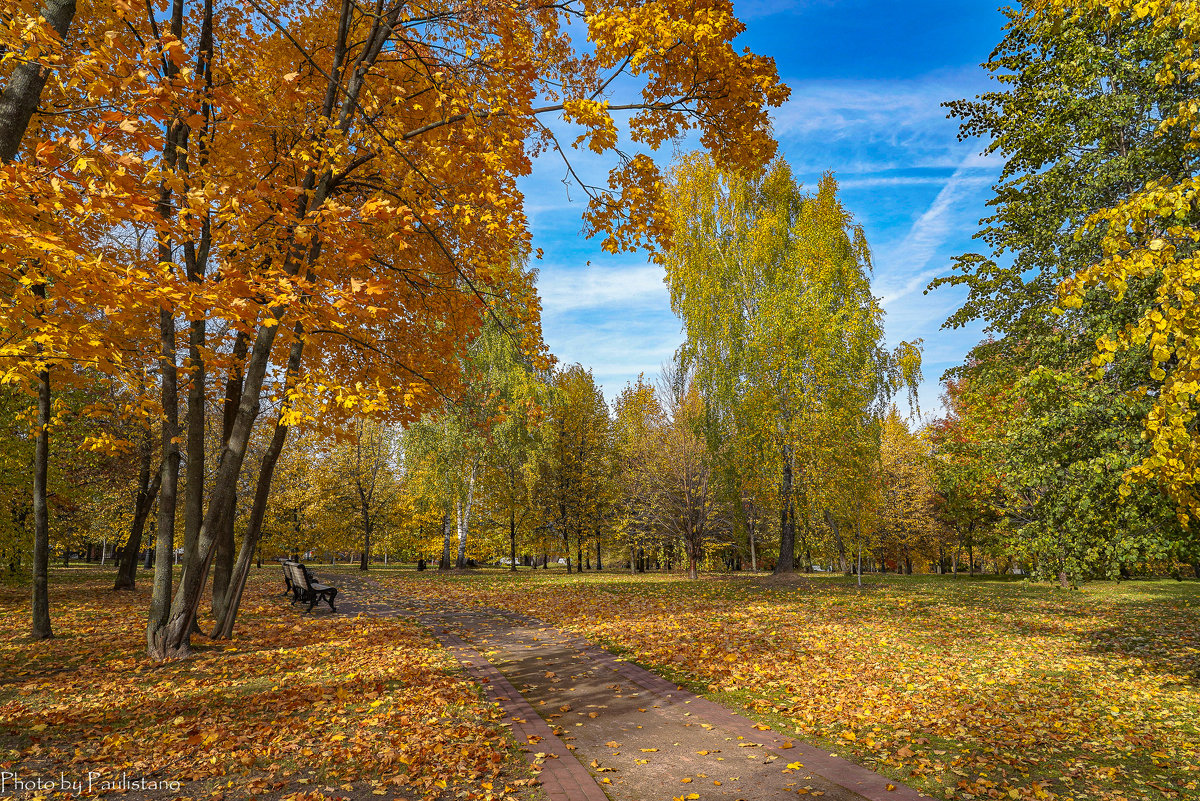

{"left": 279, "top": 558, "right": 297, "bottom": 596}
{"left": 283, "top": 561, "right": 338, "bottom": 613}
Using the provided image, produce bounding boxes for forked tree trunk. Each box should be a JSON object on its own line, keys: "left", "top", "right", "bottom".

{"left": 115, "top": 438, "right": 161, "bottom": 591}
{"left": 210, "top": 361, "right": 299, "bottom": 640}
{"left": 144, "top": 0, "right": 190, "bottom": 657}
{"left": 149, "top": 0, "right": 396, "bottom": 659}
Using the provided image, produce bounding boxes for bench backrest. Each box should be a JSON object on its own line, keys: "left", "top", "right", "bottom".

{"left": 286, "top": 562, "right": 310, "bottom": 590}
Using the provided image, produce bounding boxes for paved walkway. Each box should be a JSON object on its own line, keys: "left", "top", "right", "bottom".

{"left": 331, "top": 575, "right": 928, "bottom": 801}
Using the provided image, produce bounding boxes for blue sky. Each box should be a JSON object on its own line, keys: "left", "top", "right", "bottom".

{"left": 524, "top": 0, "right": 1008, "bottom": 422}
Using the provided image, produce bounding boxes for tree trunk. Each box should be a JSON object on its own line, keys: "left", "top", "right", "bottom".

{"left": 856, "top": 527, "right": 862, "bottom": 588}
{"left": 455, "top": 463, "right": 476, "bottom": 569}
{"left": 576, "top": 534, "right": 583, "bottom": 573}
{"left": 775, "top": 450, "right": 795, "bottom": 573}
{"left": 115, "top": 440, "right": 162, "bottom": 591}
{"left": 210, "top": 329, "right": 303, "bottom": 639}
{"left": 151, "top": 263, "right": 318, "bottom": 658}
{"left": 749, "top": 522, "right": 757, "bottom": 571}
{"left": 181, "top": 319, "right": 206, "bottom": 592}
{"left": 596, "top": 534, "right": 602, "bottom": 572}
{"left": 0, "top": 0, "right": 77, "bottom": 163}
{"left": 509, "top": 511, "right": 517, "bottom": 572}
{"left": 211, "top": 404, "right": 294, "bottom": 639}
{"left": 359, "top": 515, "right": 371, "bottom": 570}
{"left": 210, "top": 332, "right": 246, "bottom": 630}
{"left": 210, "top": 498, "right": 235, "bottom": 620}
{"left": 439, "top": 511, "right": 452, "bottom": 570}
{"left": 147, "top": 306, "right": 181, "bottom": 656}
{"left": 30, "top": 344, "right": 51, "bottom": 640}
{"left": 825, "top": 509, "right": 847, "bottom": 573}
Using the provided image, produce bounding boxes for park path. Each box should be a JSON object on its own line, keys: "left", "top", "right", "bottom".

{"left": 331, "top": 575, "right": 928, "bottom": 801}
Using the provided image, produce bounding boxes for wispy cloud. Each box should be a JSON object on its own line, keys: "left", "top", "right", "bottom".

{"left": 536, "top": 262, "right": 668, "bottom": 313}
{"left": 875, "top": 152, "right": 997, "bottom": 310}
{"left": 772, "top": 71, "right": 989, "bottom": 176}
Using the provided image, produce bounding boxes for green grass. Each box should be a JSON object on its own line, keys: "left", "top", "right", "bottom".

{"left": 381, "top": 569, "right": 1200, "bottom": 801}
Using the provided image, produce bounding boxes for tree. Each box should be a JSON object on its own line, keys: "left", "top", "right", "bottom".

{"left": 875, "top": 409, "right": 943, "bottom": 575}
{"left": 317, "top": 419, "right": 403, "bottom": 570}
{"left": 649, "top": 366, "right": 720, "bottom": 580}
{"left": 1032, "top": 0, "right": 1200, "bottom": 526}
{"left": 535, "top": 364, "right": 612, "bottom": 573}
{"left": 479, "top": 341, "right": 549, "bottom": 573}
{"left": 2, "top": 0, "right": 788, "bottom": 658}
{"left": 663, "top": 154, "right": 920, "bottom": 573}
{"left": 612, "top": 375, "right": 664, "bottom": 572}
{"left": 929, "top": 375, "right": 1002, "bottom": 576}
{"left": 932, "top": 2, "right": 1197, "bottom": 574}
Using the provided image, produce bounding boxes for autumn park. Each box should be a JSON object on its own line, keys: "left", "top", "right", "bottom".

{"left": 2, "top": 0, "right": 1200, "bottom": 800}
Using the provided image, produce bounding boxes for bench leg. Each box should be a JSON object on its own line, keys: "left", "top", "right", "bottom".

{"left": 305, "top": 593, "right": 318, "bottom": 613}
{"left": 324, "top": 588, "right": 337, "bottom": 613}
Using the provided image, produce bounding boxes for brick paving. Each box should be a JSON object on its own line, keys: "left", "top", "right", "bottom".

{"left": 333, "top": 575, "right": 931, "bottom": 801}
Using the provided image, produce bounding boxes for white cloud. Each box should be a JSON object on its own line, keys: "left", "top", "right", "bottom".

{"left": 536, "top": 262, "right": 668, "bottom": 313}
{"left": 875, "top": 152, "right": 998, "bottom": 310}
{"left": 771, "top": 70, "right": 991, "bottom": 176}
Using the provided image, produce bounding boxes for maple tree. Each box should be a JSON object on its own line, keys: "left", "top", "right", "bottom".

{"left": 1, "top": 0, "right": 787, "bottom": 656}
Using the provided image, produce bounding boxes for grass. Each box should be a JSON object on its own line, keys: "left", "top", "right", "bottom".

{"left": 0, "top": 566, "right": 537, "bottom": 801}
{"left": 379, "top": 568, "right": 1200, "bottom": 801}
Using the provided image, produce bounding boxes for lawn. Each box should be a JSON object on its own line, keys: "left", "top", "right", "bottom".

{"left": 380, "top": 569, "right": 1200, "bottom": 801}
{"left": 0, "top": 567, "right": 534, "bottom": 801}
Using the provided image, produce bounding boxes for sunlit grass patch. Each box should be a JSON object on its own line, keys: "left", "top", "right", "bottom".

{"left": 382, "top": 570, "right": 1200, "bottom": 801}
{"left": 1, "top": 569, "right": 533, "bottom": 800}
